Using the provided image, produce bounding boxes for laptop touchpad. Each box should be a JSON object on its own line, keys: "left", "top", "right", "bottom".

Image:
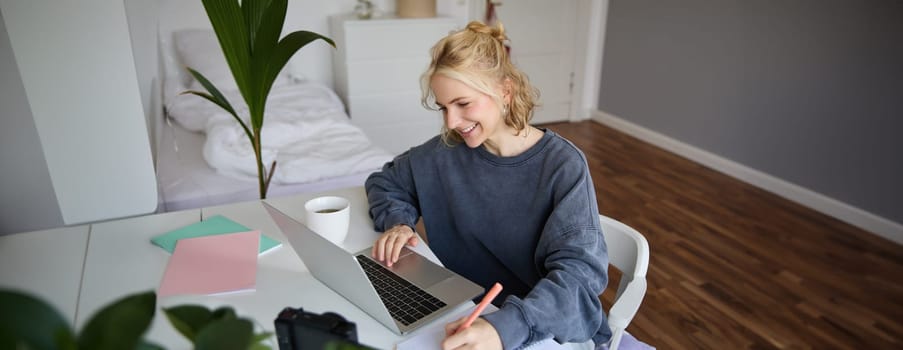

{"left": 389, "top": 248, "right": 453, "bottom": 288}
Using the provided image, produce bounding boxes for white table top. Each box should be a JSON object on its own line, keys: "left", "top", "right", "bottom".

{"left": 75, "top": 187, "right": 427, "bottom": 349}
{"left": 0, "top": 225, "right": 89, "bottom": 325}
{"left": 4, "top": 186, "right": 459, "bottom": 349}
{"left": 76, "top": 208, "right": 201, "bottom": 348}
{"left": 259, "top": 186, "right": 449, "bottom": 349}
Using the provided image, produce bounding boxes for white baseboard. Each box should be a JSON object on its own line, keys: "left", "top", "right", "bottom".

{"left": 591, "top": 110, "right": 903, "bottom": 245}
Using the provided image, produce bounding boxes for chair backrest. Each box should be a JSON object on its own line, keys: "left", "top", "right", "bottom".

{"left": 600, "top": 215, "right": 649, "bottom": 287}
{"left": 599, "top": 214, "right": 650, "bottom": 350}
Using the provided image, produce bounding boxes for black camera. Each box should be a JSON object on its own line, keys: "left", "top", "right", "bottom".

{"left": 274, "top": 307, "right": 371, "bottom": 350}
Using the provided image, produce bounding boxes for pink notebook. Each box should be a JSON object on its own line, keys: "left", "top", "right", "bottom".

{"left": 158, "top": 230, "right": 260, "bottom": 297}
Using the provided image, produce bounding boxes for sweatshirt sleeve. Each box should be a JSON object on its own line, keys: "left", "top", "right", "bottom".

{"left": 483, "top": 154, "right": 610, "bottom": 349}
{"left": 364, "top": 151, "right": 421, "bottom": 232}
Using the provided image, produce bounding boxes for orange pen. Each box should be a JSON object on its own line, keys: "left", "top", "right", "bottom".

{"left": 455, "top": 282, "right": 503, "bottom": 333}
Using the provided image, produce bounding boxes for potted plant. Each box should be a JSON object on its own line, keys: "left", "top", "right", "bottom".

{"left": 0, "top": 289, "right": 270, "bottom": 349}
{"left": 185, "top": 0, "right": 335, "bottom": 199}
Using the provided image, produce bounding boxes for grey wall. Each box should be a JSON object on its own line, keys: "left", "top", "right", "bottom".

{"left": 599, "top": 0, "right": 903, "bottom": 224}
{"left": 0, "top": 10, "right": 64, "bottom": 234}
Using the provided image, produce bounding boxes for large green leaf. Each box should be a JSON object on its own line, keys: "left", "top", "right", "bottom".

{"left": 323, "top": 340, "right": 381, "bottom": 350}
{"left": 250, "top": 0, "right": 286, "bottom": 58}
{"left": 56, "top": 330, "right": 78, "bottom": 350}
{"left": 0, "top": 289, "right": 75, "bottom": 350}
{"left": 211, "top": 306, "right": 238, "bottom": 321}
{"left": 266, "top": 30, "right": 335, "bottom": 86}
{"left": 249, "top": 343, "right": 272, "bottom": 350}
{"left": 202, "top": 0, "right": 253, "bottom": 105}
{"left": 162, "top": 305, "right": 214, "bottom": 342}
{"left": 77, "top": 291, "right": 155, "bottom": 350}
{"left": 251, "top": 332, "right": 273, "bottom": 350}
{"left": 194, "top": 319, "right": 254, "bottom": 350}
{"left": 185, "top": 68, "right": 255, "bottom": 142}
{"left": 246, "top": 30, "right": 335, "bottom": 131}
{"left": 137, "top": 340, "right": 166, "bottom": 350}
{"left": 243, "top": 0, "right": 275, "bottom": 49}
{"left": 247, "top": 0, "right": 288, "bottom": 126}
{"left": 185, "top": 68, "right": 239, "bottom": 117}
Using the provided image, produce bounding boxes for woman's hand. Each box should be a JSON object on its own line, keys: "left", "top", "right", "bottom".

{"left": 442, "top": 317, "right": 503, "bottom": 350}
{"left": 371, "top": 224, "right": 418, "bottom": 267}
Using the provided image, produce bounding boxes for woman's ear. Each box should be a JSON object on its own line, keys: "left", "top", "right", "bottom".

{"left": 501, "top": 78, "right": 514, "bottom": 105}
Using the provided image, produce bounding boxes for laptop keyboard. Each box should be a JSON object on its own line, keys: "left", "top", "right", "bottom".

{"left": 356, "top": 255, "right": 447, "bottom": 326}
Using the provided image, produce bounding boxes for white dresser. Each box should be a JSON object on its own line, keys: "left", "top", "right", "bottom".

{"left": 330, "top": 15, "right": 458, "bottom": 155}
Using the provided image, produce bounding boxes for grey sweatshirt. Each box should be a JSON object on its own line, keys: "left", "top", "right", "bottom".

{"left": 365, "top": 129, "right": 611, "bottom": 349}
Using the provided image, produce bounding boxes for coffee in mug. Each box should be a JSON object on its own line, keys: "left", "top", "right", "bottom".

{"left": 304, "top": 196, "right": 351, "bottom": 244}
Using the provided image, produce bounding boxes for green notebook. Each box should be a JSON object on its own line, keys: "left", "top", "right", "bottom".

{"left": 151, "top": 215, "right": 281, "bottom": 255}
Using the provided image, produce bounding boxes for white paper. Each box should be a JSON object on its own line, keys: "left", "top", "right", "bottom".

{"left": 396, "top": 304, "right": 565, "bottom": 350}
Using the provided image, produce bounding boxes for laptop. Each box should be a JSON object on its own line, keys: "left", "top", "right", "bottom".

{"left": 262, "top": 202, "right": 484, "bottom": 335}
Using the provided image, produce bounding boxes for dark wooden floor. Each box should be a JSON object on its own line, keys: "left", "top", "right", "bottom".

{"left": 542, "top": 121, "right": 903, "bottom": 349}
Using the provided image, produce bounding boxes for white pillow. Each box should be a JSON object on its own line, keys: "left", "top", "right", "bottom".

{"left": 173, "top": 29, "right": 237, "bottom": 91}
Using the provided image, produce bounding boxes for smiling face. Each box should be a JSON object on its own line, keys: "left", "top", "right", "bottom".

{"left": 420, "top": 22, "right": 539, "bottom": 152}
{"left": 430, "top": 74, "right": 511, "bottom": 150}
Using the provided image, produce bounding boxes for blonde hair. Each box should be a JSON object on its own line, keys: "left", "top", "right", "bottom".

{"left": 421, "top": 21, "right": 539, "bottom": 145}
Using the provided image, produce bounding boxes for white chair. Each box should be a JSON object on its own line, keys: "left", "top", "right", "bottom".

{"left": 599, "top": 214, "right": 650, "bottom": 350}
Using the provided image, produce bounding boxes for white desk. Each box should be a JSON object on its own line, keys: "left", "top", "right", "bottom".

{"left": 76, "top": 209, "right": 201, "bottom": 348}
{"left": 74, "top": 187, "right": 421, "bottom": 349}
{"left": 0, "top": 225, "right": 89, "bottom": 325}
{"left": 3, "top": 187, "right": 458, "bottom": 349}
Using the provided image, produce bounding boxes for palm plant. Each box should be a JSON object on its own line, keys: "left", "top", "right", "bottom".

{"left": 184, "top": 0, "right": 335, "bottom": 199}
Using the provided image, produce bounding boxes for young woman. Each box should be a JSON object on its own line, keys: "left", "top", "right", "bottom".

{"left": 365, "top": 21, "right": 611, "bottom": 350}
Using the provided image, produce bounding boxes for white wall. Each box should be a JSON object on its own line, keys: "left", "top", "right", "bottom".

{"left": 158, "top": 0, "right": 470, "bottom": 90}
{"left": 0, "top": 0, "right": 475, "bottom": 235}
{"left": 290, "top": 0, "right": 470, "bottom": 87}
{"left": 0, "top": 10, "right": 64, "bottom": 234}
{"left": 124, "top": 0, "right": 161, "bottom": 161}
{"left": 0, "top": 0, "right": 157, "bottom": 234}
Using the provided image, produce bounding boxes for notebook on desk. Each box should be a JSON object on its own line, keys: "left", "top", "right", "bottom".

{"left": 262, "top": 202, "right": 484, "bottom": 335}
{"left": 150, "top": 215, "right": 281, "bottom": 255}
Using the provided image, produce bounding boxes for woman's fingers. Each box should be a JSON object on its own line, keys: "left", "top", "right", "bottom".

{"left": 390, "top": 234, "right": 416, "bottom": 266}
{"left": 388, "top": 226, "right": 415, "bottom": 266}
{"left": 372, "top": 230, "right": 391, "bottom": 261}
{"left": 441, "top": 318, "right": 502, "bottom": 350}
{"left": 372, "top": 225, "right": 416, "bottom": 266}
{"left": 444, "top": 316, "right": 467, "bottom": 336}
{"left": 372, "top": 234, "right": 387, "bottom": 261}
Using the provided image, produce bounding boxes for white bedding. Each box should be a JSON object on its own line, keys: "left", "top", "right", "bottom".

{"left": 155, "top": 114, "right": 386, "bottom": 212}
{"left": 166, "top": 80, "right": 391, "bottom": 185}
{"left": 154, "top": 26, "right": 393, "bottom": 211}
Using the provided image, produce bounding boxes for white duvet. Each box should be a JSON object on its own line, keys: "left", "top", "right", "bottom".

{"left": 165, "top": 80, "right": 392, "bottom": 185}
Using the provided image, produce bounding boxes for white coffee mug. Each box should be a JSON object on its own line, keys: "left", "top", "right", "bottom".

{"left": 304, "top": 196, "right": 350, "bottom": 244}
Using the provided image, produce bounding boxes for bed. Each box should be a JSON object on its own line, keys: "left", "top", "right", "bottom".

{"left": 154, "top": 24, "right": 393, "bottom": 212}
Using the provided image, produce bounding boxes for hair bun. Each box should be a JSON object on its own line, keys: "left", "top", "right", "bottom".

{"left": 465, "top": 21, "right": 507, "bottom": 43}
